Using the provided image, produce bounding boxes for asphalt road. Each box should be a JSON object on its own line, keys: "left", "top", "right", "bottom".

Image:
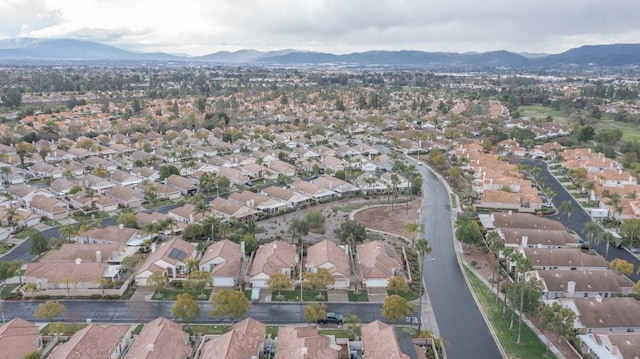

{"left": 1, "top": 300, "right": 392, "bottom": 326}
{"left": 417, "top": 162, "right": 503, "bottom": 359}
{"left": 520, "top": 158, "right": 640, "bottom": 282}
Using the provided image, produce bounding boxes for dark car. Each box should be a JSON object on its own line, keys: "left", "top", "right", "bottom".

{"left": 318, "top": 312, "right": 343, "bottom": 324}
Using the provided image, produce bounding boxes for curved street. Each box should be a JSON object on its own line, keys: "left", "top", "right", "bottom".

{"left": 417, "top": 163, "right": 503, "bottom": 359}
{"left": 521, "top": 159, "right": 640, "bottom": 282}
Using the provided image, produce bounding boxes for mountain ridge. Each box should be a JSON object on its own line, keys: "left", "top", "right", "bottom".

{"left": 0, "top": 38, "right": 639, "bottom": 67}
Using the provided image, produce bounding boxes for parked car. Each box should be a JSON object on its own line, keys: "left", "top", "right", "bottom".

{"left": 317, "top": 312, "right": 343, "bottom": 324}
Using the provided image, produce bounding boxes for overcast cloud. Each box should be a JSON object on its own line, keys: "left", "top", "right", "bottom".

{"left": 0, "top": 0, "right": 638, "bottom": 56}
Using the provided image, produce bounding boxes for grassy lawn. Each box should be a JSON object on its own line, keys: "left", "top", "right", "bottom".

{"left": 347, "top": 290, "right": 369, "bottom": 302}
{"left": 318, "top": 328, "right": 361, "bottom": 339}
{"left": 152, "top": 288, "right": 212, "bottom": 301}
{"left": 593, "top": 116, "right": 640, "bottom": 142}
{"left": 271, "top": 289, "right": 327, "bottom": 302}
{"left": 41, "top": 323, "right": 87, "bottom": 336}
{"left": 0, "top": 283, "right": 19, "bottom": 299}
{"left": 13, "top": 227, "right": 40, "bottom": 239}
{"left": 387, "top": 290, "right": 419, "bottom": 301}
{"left": 464, "top": 266, "right": 556, "bottom": 359}
{"left": 0, "top": 242, "right": 15, "bottom": 254}
{"left": 519, "top": 105, "right": 569, "bottom": 124}
{"left": 189, "top": 324, "right": 231, "bottom": 335}
{"left": 132, "top": 324, "right": 144, "bottom": 335}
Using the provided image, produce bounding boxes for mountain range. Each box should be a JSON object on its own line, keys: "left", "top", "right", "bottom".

{"left": 1, "top": 38, "right": 639, "bottom": 68}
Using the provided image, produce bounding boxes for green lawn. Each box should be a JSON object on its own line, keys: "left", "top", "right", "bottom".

{"left": 593, "top": 117, "right": 640, "bottom": 142}
{"left": 188, "top": 324, "right": 231, "bottom": 335}
{"left": 347, "top": 290, "right": 369, "bottom": 302}
{"left": 519, "top": 105, "right": 569, "bottom": 124}
{"left": 0, "top": 283, "right": 19, "bottom": 299}
{"left": 271, "top": 289, "right": 327, "bottom": 302}
{"left": 13, "top": 227, "right": 40, "bottom": 239}
{"left": 387, "top": 290, "right": 419, "bottom": 301}
{"left": 0, "top": 242, "right": 15, "bottom": 254}
{"left": 41, "top": 323, "right": 87, "bottom": 336}
{"left": 464, "top": 266, "right": 556, "bottom": 359}
{"left": 152, "top": 288, "right": 212, "bottom": 301}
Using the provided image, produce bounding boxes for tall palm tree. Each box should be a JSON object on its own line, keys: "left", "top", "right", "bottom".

{"left": 404, "top": 222, "right": 422, "bottom": 246}
{"left": 581, "top": 222, "right": 601, "bottom": 249}
{"left": 414, "top": 238, "right": 432, "bottom": 332}
{"left": 516, "top": 257, "right": 533, "bottom": 343}
{"left": 486, "top": 231, "right": 504, "bottom": 298}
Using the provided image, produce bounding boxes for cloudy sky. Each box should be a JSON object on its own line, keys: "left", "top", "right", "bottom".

{"left": 1, "top": 0, "right": 639, "bottom": 56}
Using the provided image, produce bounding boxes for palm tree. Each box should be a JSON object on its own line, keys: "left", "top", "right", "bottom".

{"left": 558, "top": 200, "right": 573, "bottom": 219}
{"left": 516, "top": 257, "right": 533, "bottom": 344}
{"left": 95, "top": 277, "right": 109, "bottom": 298}
{"left": 58, "top": 224, "right": 78, "bottom": 243}
{"left": 414, "top": 238, "right": 432, "bottom": 332}
{"left": 581, "top": 222, "right": 601, "bottom": 249}
{"left": 404, "top": 222, "right": 422, "bottom": 246}
{"left": 486, "top": 231, "right": 504, "bottom": 298}
{"left": 501, "top": 247, "right": 515, "bottom": 315}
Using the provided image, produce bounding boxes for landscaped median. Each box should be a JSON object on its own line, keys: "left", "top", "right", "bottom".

{"left": 464, "top": 265, "right": 556, "bottom": 359}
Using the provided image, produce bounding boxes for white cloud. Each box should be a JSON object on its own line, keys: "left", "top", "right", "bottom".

{"left": 1, "top": 0, "right": 639, "bottom": 55}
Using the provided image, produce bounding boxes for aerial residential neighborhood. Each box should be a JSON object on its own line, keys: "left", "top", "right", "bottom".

{"left": 1, "top": 41, "right": 640, "bottom": 359}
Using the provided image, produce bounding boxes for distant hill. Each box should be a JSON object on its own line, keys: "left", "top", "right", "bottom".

{"left": 0, "top": 38, "right": 639, "bottom": 68}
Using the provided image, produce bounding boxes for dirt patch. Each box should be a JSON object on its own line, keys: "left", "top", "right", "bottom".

{"left": 353, "top": 200, "right": 421, "bottom": 241}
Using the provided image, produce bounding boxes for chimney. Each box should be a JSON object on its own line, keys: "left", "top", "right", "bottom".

{"left": 521, "top": 236, "right": 528, "bottom": 248}
{"left": 595, "top": 294, "right": 602, "bottom": 303}
{"left": 75, "top": 258, "right": 82, "bottom": 265}
{"left": 567, "top": 280, "right": 576, "bottom": 297}
{"left": 95, "top": 250, "right": 102, "bottom": 263}
{"left": 119, "top": 224, "right": 124, "bottom": 229}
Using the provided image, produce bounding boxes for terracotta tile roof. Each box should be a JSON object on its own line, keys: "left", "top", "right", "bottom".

{"left": 124, "top": 317, "right": 190, "bottom": 359}
{"left": 249, "top": 240, "right": 297, "bottom": 277}
{"left": 499, "top": 228, "right": 579, "bottom": 247}
{"left": 199, "top": 318, "right": 266, "bottom": 359}
{"left": 306, "top": 240, "right": 350, "bottom": 279}
{"left": 522, "top": 248, "right": 608, "bottom": 269}
{"left": 48, "top": 324, "right": 131, "bottom": 359}
{"left": 134, "top": 238, "right": 196, "bottom": 276}
{"left": 537, "top": 270, "right": 634, "bottom": 294}
{"left": 491, "top": 212, "right": 566, "bottom": 230}
{"left": 200, "top": 239, "right": 242, "bottom": 277}
{"left": 574, "top": 297, "right": 640, "bottom": 329}
{"left": 275, "top": 326, "right": 340, "bottom": 359}
{"left": 0, "top": 318, "right": 41, "bottom": 359}
{"left": 357, "top": 240, "right": 402, "bottom": 279}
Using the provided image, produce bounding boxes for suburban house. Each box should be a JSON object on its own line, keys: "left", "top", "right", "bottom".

{"left": 130, "top": 166, "right": 160, "bottom": 182}
{"left": 521, "top": 248, "right": 609, "bottom": 271}
{"left": 196, "top": 318, "right": 266, "bottom": 359}
{"left": 362, "top": 320, "right": 428, "bottom": 359}
{"left": 48, "top": 324, "right": 133, "bottom": 359}
{"left": 357, "top": 240, "right": 403, "bottom": 288}
{"left": 28, "top": 194, "right": 69, "bottom": 221}
{"left": 68, "top": 190, "right": 94, "bottom": 212}
{"left": 144, "top": 181, "right": 182, "bottom": 201}
{"left": 305, "top": 240, "right": 351, "bottom": 289}
{"left": 312, "top": 175, "right": 360, "bottom": 197}
{"left": 496, "top": 228, "right": 581, "bottom": 249}
{"left": 24, "top": 257, "right": 121, "bottom": 292}
{"left": 580, "top": 332, "right": 640, "bottom": 359}
{"left": 218, "top": 166, "right": 250, "bottom": 185}
{"left": 199, "top": 239, "right": 243, "bottom": 287}
{"left": 290, "top": 180, "right": 337, "bottom": 203}
{"left": 261, "top": 186, "right": 310, "bottom": 209}
{"left": 76, "top": 226, "right": 148, "bottom": 246}
{"left": 134, "top": 238, "right": 198, "bottom": 286}
{"left": 49, "top": 177, "right": 76, "bottom": 196}
{"left": 266, "top": 159, "right": 296, "bottom": 179}
{"left": 209, "top": 197, "right": 259, "bottom": 222}
{"left": 29, "top": 162, "right": 63, "bottom": 179}
{"left": 76, "top": 174, "right": 116, "bottom": 194}
{"left": 0, "top": 318, "right": 43, "bottom": 359}
{"left": 479, "top": 212, "right": 566, "bottom": 231}
{"left": 6, "top": 184, "right": 51, "bottom": 207}
{"left": 535, "top": 270, "right": 635, "bottom": 300}
{"left": 93, "top": 194, "right": 120, "bottom": 213}
{"left": 274, "top": 326, "right": 341, "bottom": 359}
{"left": 109, "top": 169, "right": 143, "bottom": 187}
{"left": 248, "top": 240, "right": 298, "bottom": 288}
{"left": 105, "top": 185, "right": 145, "bottom": 208}
{"left": 166, "top": 174, "right": 198, "bottom": 196}
{"left": 39, "top": 243, "right": 136, "bottom": 265}
{"left": 0, "top": 207, "right": 40, "bottom": 232}
{"left": 556, "top": 297, "right": 640, "bottom": 335}
{"left": 168, "top": 203, "right": 203, "bottom": 224}
{"left": 228, "top": 190, "right": 288, "bottom": 215}
{"left": 124, "top": 317, "right": 191, "bottom": 359}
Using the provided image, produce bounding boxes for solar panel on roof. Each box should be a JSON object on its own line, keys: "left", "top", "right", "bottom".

{"left": 168, "top": 248, "right": 187, "bottom": 261}
{"left": 384, "top": 244, "right": 394, "bottom": 258}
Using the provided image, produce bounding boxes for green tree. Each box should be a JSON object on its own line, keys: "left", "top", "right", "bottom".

{"left": 620, "top": 218, "right": 640, "bottom": 248}
{"left": 216, "top": 176, "right": 231, "bottom": 192}
{"left": 183, "top": 224, "right": 204, "bottom": 241}
{"left": 537, "top": 302, "right": 576, "bottom": 349}
{"left": 0, "top": 260, "right": 22, "bottom": 286}
{"left": 29, "top": 232, "right": 48, "bottom": 255}
{"left": 34, "top": 300, "right": 65, "bottom": 323}
{"left": 172, "top": 293, "right": 201, "bottom": 327}
{"left": 577, "top": 126, "right": 595, "bottom": 142}
{"left": 387, "top": 275, "right": 409, "bottom": 295}
{"left": 381, "top": 294, "right": 414, "bottom": 323}
{"left": 334, "top": 220, "right": 367, "bottom": 245}
{"left": 304, "top": 208, "right": 325, "bottom": 227}
{"left": 57, "top": 277, "right": 76, "bottom": 297}
{"left": 558, "top": 200, "right": 573, "bottom": 219}
{"left": 267, "top": 272, "right": 293, "bottom": 298}
{"left": 404, "top": 222, "right": 422, "bottom": 246}
{"left": 302, "top": 268, "right": 335, "bottom": 291}
{"left": 581, "top": 222, "right": 601, "bottom": 249}
{"left": 158, "top": 165, "right": 180, "bottom": 181}
{"left": 455, "top": 212, "right": 483, "bottom": 248}
{"left": 149, "top": 271, "right": 166, "bottom": 292}
{"left": 304, "top": 303, "right": 328, "bottom": 323}
{"left": 288, "top": 218, "right": 309, "bottom": 243}
{"left": 414, "top": 238, "right": 432, "bottom": 331}
{"left": 210, "top": 290, "right": 250, "bottom": 323}
{"left": 116, "top": 212, "right": 138, "bottom": 228}
{"left": 1, "top": 87, "right": 22, "bottom": 108}
{"left": 58, "top": 224, "right": 78, "bottom": 243}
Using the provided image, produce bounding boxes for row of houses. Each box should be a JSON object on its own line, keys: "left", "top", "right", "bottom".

{"left": 0, "top": 316, "right": 430, "bottom": 359}
{"left": 22, "top": 234, "right": 405, "bottom": 296}
{"left": 480, "top": 211, "right": 640, "bottom": 351}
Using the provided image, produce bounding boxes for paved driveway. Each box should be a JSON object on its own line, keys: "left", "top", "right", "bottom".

{"left": 367, "top": 287, "right": 388, "bottom": 303}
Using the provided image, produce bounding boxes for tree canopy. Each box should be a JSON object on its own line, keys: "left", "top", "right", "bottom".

{"left": 172, "top": 293, "right": 201, "bottom": 326}
{"left": 34, "top": 300, "right": 66, "bottom": 323}
{"left": 210, "top": 290, "right": 251, "bottom": 323}
{"left": 334, "top": 220, "right": 367, "bottom": 245}
{"left": 381, "top": 294, "right": 414, "bottom": 323}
